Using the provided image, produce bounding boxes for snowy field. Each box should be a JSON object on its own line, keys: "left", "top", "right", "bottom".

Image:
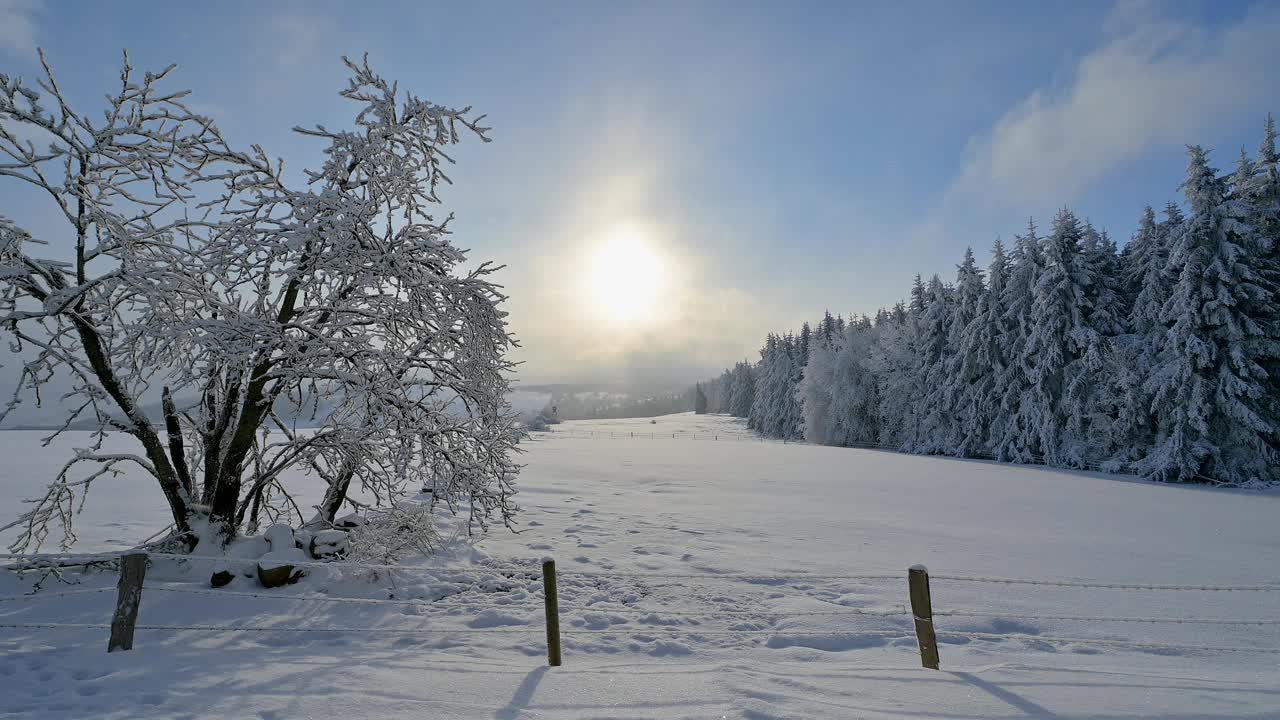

{"left": 1, "top": 413, "right": 1278, "bottom": 719}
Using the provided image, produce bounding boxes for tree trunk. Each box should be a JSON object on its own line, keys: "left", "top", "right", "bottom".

{"left": 318, "top": 465, "right": 356, "bottom": 525}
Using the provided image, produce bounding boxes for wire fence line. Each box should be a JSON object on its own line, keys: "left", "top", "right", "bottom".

{"left": 141, "top": 552, "right": 540, "bottom": 574}
{"left": 5, "top": 550, "right": 1278, "bottom": 592}
{"left": 928, "top": 574, "right": 1280, "bottom": 592}
{"left": 0, "top": 587, "right": 113, "bottom": 603}
{"left": 932, "top": 610, "right": 1280, "bottom": 626}
{"left": 4, "top": 553, "right": 1278, "bottom": 661}
{"left": 145, "top": 585, "right": 532, "bottom": 610}
{"left": 20, "top": 581, "right": 1271, "bottom": 626}
{"left": 558, "top": 570, "right": 905, "bottom": 581}
{"left": 559, "top": 605, "right": 911, "bottom": 618}
{"left": 144, "top": 584, "right": 913, "bottom": 618}
{"left": 0, "top": 621, "right": 542, "bottom": 635}
{"left": 933, "top": 630, "right": 1280, "bottom": 655}
{"left": 1, "top": 551, "right": 541, "bottom": 575}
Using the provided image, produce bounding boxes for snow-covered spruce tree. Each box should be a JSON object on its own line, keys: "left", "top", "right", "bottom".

{"left": 0, "top": 54, "right": 520, "bottom": 550}
{"left": 909, "top": 275, "right": 953, "bottom": 454}
{"left": 991, "top": 220, "right": 1045, "bottom": 463}
{"left": 750, "top": 333, "right": 803, "bottom": 439}
{"left": 1063, "top": 222, "right": 1125, "bottom": 464}
{"left": 1108, "top": 206, "right": 1171, "bottom": 468}
{"left": 694, "top": 383, "right": 709, "bottom": 414}
{"left": 1022, "top": 209, "right": 1096, "bottom": 467}
{"left": 716, "top": 369, "right": 733, "bottom": 412}
{"left": 1243, "top": 116, "right": 1280, "bottom": 436}
{"left": 940, "top": 247, "right": 987, "bottom": 456}
{"left": 873, "top": 275, "right": 928, "bottom": 449}
{"left": 797, "top": 329, "right": 838, "bottom": 444}
{"left": 948, "top": 240, "right": 1007, "bottom": 457}
{"left": 816, "top": 310, "right": 839, "bottom": 349}
{"left": 1139, "top": 146, "right": 1279, "bottom": 484}
{"left": 825, "top": 318, "right": 880, "bottom": 446}
{"left": 747, "top": 336, "right": 776, "bottom": 432}
{"left": 727, "top": 361, "right": 755, "bottom": 418}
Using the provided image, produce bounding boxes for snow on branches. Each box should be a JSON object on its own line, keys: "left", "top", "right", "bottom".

{"left": 0, "top": 51, "right": 520, "bottom": 551}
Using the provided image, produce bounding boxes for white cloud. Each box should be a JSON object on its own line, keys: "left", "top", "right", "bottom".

{"left": 0, "top": 0, "right": 39, "bottom": 58}
{"left": 952, "top": 3, "right": 1280, "bottom": 208}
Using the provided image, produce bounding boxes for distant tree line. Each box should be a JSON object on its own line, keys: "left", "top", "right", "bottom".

{"left": 541, "top": 388, "right": 696, "bottom": 421}
{"left": 699, "top": 120, "right": 1280, "bottom": 486}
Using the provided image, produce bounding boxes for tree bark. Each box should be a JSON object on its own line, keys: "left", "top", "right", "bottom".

{"left": 318, "top": 465, "right": 356, "bottom": 525}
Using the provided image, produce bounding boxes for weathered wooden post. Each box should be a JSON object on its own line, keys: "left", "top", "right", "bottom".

{"left": 108, "top": 552, "right": 148, "bottom": 652}
{"left": 542, "top": 558, "right": 562, "bottom": 667}
{"left": 908, "top": 565, "right": 939, "bottom": 669}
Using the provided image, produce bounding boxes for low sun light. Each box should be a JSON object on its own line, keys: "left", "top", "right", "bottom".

{"left": 587, "top": 225, "right": 668, "bottom": 325}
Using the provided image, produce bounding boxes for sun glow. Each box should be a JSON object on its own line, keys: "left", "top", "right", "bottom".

{"left": 586, "top": 225, "right": 668, "bottom": 324}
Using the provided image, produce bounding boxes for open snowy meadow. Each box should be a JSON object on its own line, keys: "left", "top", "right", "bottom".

{"left": 2, "top": 412, "right": 1278, "bottom": 719}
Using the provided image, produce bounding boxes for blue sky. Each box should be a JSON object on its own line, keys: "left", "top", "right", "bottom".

{"left": 2, "top": 0, "right": 1279, "bottom": 389}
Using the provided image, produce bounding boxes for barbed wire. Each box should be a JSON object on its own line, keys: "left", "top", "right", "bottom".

{"left": 144, "top": 585, "right": 535, "bottom": 610}
{"left": 0, "top": 587, "right": 113, "bottom": 603}
{"left": 143, "top": 586, "right": 914, "bottom": 618}
{"left": 559, "top": 604, "right": 911, "bottom": 617}
{"left": 0, "top": 621, "right": 542, "bottom": 634}
{"left": 933, "top": 630, "right": 1280, "bottom": 654}
{"left": 560, "top": 570, "right": 903, "bottom": 581}
{"left": 2, "top": 551, "right": 540, "bottom": 575}
{"left": 928, "top": 574, "right": 1280, "bottom": 592}
{"left": 143, "top": 552, "right": 540, "bottom": 574}
{"left": 933, "top": 610, "right": 1280, "bottom": 625}
{"left": 10, "top": 551, "right": 1274, "bottom": 593}
{"left": 559, "top": 628, "right": 908, "bottom": 637}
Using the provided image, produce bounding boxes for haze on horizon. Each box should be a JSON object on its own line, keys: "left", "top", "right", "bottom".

{"left": 2, "top": 0, "right": 1279, "bottom": 409}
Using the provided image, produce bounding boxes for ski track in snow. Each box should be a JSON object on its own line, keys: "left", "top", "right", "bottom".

{"left": 1, "top": 412, "right": 1278, "bottom": 718}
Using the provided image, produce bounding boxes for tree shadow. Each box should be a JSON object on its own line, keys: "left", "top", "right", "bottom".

{"left": 950, "top": 671, "right": 1059, "bottom": 718}
{"left": 495, "top": 665, "right": 548, "bottom": 719}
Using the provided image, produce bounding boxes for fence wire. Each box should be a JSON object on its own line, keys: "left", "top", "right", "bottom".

{"left": 929, "top": 574, "right": 1280, "bottom": 592}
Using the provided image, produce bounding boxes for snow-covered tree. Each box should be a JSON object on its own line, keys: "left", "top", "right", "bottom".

{"left": 909, "top": 275, "right": 954, "bottom": 454}
{"left": 1140, "top": 146, "right": 1279, "bottom": 484}
{"left": 1243, "top": 116, "right": 1280, "bottom": 439}
{"left": 704, "top": 118, "right": 1279, "bottom": 486}
{"left": 1062, "top": 222, "right": 1124, "bottom": 463}
{"left": 727, "top": 361, "right": 755, "bottom": 418}
{"left": 1024, "top": 209, "right": 1097, "bottom": 466}
{"left": 694, "top": 384, "right": 708, "bottom": 414}
{"left": 825, "top": 322, "right": 880, "bottom": 446}
{"left": 751, "top": 334, "right": 803, "bottom": 439}
{"left": 947, "top": 241, "right": 1005, "bottom": 456}
{"left": 797, "top": 334, "right": 838, "bottom": 444}
{"left": 992, "top": 220, "right": 1045, "bottom": 463}
{"left": 0, "top": 54, "right": 520, "bottom": 551}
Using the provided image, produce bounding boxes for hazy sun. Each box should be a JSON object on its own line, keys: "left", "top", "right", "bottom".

{"left": 587, "top": 225, "right": 667, "bottom": 324}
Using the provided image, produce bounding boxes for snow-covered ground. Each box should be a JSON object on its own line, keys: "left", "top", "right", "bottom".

{"left": 1, "top": 413, "right": 1277, "bottom": 718}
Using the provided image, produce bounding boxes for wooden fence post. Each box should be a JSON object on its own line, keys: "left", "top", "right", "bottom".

{"left": 542, "top": 558, "right": 562, "bottom": 667}
{"left": 107, "top": 552, "right": 148, "bottom": 652}
{"left": 908, "top": 565, "right": 939, "bottom": 669}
